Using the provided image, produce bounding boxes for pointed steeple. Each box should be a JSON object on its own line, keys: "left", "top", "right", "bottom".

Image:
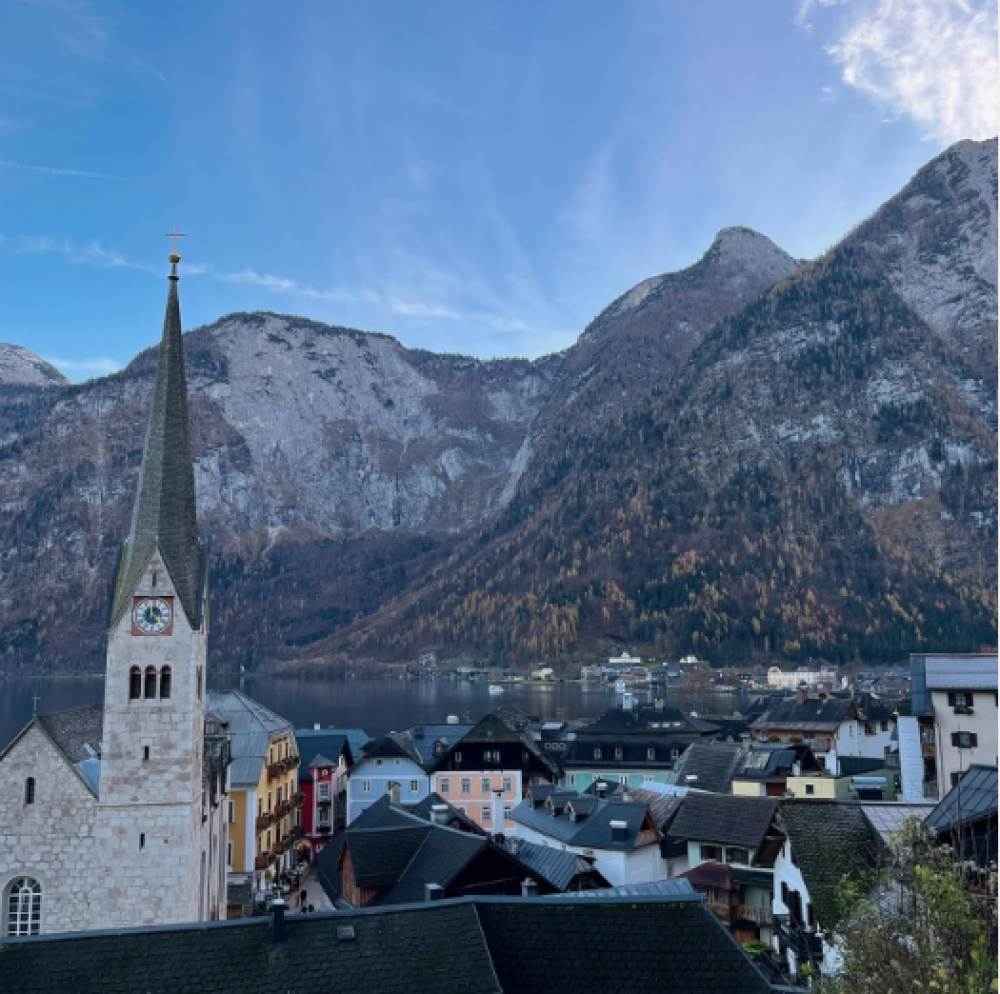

{"left": 110, "top": 250, "right": 205, "bottom": 628}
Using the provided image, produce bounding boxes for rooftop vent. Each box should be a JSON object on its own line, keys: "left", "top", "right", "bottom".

{"left": 337, "top": 925, "right": 356, "bottom": 942}
{"left": 521, "top": 879, "right": 539, "bottom": 897}
{"left": 446, "top": 715, "right": 459, "bottom": 725}
{"left": 270, "top": 899, "right": 287, "bottom": 947}
{"left": 425, "top": 883, "right": 445, "bottom": 902}
{"left": 314, "top": 722, "right": 321, "bottom": 731}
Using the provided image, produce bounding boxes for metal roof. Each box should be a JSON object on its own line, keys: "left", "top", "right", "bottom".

{"left": 924, "top": 765, "right": 998, "bottom": 834}
{"left": 860, "top": 803, "right": 935, "bottom": 842}
{"left": 547, "top": 878, "right": 697, "bottom": 900}
{"left": 924, "top": 656, "right": 998, "bottom": 692}
{"left": 205, "top": 690, "right": 293, "bottom": 787}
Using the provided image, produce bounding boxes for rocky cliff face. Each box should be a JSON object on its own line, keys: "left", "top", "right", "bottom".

{"left": 0, "top": 344, "right": 68, "bottom": 388}
{"left": 0, "top": 140, "right": 995, "bottom": 671}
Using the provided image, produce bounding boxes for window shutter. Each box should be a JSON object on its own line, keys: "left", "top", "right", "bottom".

{"left": 969, "top": 733, "right": 978, "bottom": 747}
{"left": 966, "top": 693, "right": 974, "bottom": 706}
{"left": 951, "top": 732, "right": 960, "bottom": 746}
{"left": 947, "top": 692, "right": 956, "bottom": 706}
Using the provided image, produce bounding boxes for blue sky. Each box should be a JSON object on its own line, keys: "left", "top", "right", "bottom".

{"left": 0, "top": 0, "right": 995, "bottom": 380}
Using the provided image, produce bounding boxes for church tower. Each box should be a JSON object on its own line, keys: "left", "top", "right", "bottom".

{"left": 98, "top": 245, "right": 225, "bottom": 925}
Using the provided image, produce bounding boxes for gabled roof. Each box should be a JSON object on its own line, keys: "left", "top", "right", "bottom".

{"left": 204, "top": 691, "right": 293, "bottom": 787}
{"left": 293, "top": 732, "right": 353, "bottom": 782}
{"left": 110, "top": 259, "right": 205, "bottom": 629}
{"left": 35, "top": 704, "right": 105, "bottom": 765}
{"left": 666, "top": 794, "right": 778, "bottom": 851}
{"left": 360, "top": 732, "right": 425, "bottom": 768}
{"left": 778, "top": 800, "right": 880, "bottom": 929}
{"left": 752, "top": 696, "right": 855, "bottom": 733}
{"left": 349, "top": 795, "right": 422, "bottom": 831}
{"left": 510, "top": 794, "right": 656, "bottom": 852}
{"left": 410, "top": 793, "right": 486, "bottom": 835}
{"left": 668, "top": 742, "right": 749, "bottom": 793}
{"left": 924, "top": 765, "right": 998, "bottom": 835}
{"left": 0, "top": 896, "right": 779, "bottom": 994}
{"left": 503, "top": 839, "right": 603, "bottom": 892}
{"left": 446, "top": 712, "right": 563, "bottom": 780}
{"left": 630, "top": 787, "right": 685, "bottom": 833}
{"left": 735, "top": 743, "right": 821, "bottom": 779}
{"left": 579, "top": 704, "right": 719, "bottom": 737}
{"left": 345, "top": 825, "right": 432, "bottom": 889}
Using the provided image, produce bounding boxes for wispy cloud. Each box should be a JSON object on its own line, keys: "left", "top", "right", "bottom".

{"left": 6, "top": 234, "right": 156, "bottom": 272}
{"left": 816, "top": 0, "right": 998, "bottom": 142}
{"left": 0, "top": 159, "right": 133, "bottom": 181}
{"left": 44, "top": 356, "right": 120, "bottom": 380}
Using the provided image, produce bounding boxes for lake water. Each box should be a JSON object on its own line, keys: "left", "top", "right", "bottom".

{"left": 0, "top": 675, "right": 633, "bottom": 747}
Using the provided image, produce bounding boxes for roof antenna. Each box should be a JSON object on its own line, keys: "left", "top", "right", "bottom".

{"left": 31, "top": 693, "right": 40, "bottom": 715}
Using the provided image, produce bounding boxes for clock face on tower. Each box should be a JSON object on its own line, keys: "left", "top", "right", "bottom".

{"left": 132, "top": 596, "right": 174, "bottom": 636}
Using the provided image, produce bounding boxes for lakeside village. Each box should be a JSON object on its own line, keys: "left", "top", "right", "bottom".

{"left": 0, "top": 259, "right": 995, "bottom": 994}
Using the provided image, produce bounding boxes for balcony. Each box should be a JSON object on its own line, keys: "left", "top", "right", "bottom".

{"left": 254, "top": 854, "right": 271, "bottom": 871}
{"left": 802, "top": 738, "right": 830, "bottom": 753}
{"left": 266, "top": 763, "right": 283, "bottom": 782}
{"left": 317, "top": 797, "right": 332, "bottom": 808}
{"left": 255, "top": 813, "right": 275, "bottom": 832}
{"left": 318, "top": 823, "right": 332, "bottom": 835}
{"left": 272, "top": 841, "right": 286, "bottom": 856}
{"left": 736, "top": 904, "right": 774, "bottom": 926}
{"left": 922, "top": 781, "right": 939, "bottom": 800}
{"left": 291, "top": 791, "right": 305, "bottom": 807}
{"left": 284, "top": 825, "right": 304, "bottom": 843}
{"left": 274, "top": 801, "right": 291, "bottom": 818}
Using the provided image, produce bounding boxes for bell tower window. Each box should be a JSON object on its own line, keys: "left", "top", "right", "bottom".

{"left": 159, "top": 666, "right": 172, "bottom": 699}
{"left": 144, "top": 667, "right": 158, "bottom": 700}
{"left": 129, "top": 667, "right": 142, "bottom": 701}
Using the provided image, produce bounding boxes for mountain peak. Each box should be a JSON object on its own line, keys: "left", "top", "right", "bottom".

{"left": 703, "top": 226, "right": 796, "bottom": 266}
{"left": 0, "top": 343, "right": 69, "bottom": 388}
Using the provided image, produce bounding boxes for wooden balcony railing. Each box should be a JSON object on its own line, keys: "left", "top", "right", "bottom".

{"left": 736, "top": 904, "right": 774, "bottom": 926}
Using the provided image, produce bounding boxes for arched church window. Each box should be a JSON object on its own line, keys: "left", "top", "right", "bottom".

{"left": 144, "top": 667, "right": 157, "bottom": 700}
{"left": 129, "top": 667, "right": 142, "bottom": 700}
{"left": 159, "top": 667, "right": 172, "bottom": 700}
{"left": 5, "top": 877, "right": 41, "bottom": 936}
{"left": 24, "top": 778, "right": 35, "bottom": 806}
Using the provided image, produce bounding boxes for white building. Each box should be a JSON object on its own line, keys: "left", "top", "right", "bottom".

{"left": 766, "top": 666, "right": 838, "bottom": 691}
{"left": 0, "top": 251, "right": 229, "bottom": 935}
{"left": 898, "top": 653, "right": 998, "bottom": 802}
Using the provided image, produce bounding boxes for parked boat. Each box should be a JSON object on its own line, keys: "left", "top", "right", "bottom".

{"left": 488, "top": 684, "right": 504, "bottom": 695}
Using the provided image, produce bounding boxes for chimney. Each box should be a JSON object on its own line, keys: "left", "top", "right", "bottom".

{"left": 654, "top": 698, "right": 665, "bottom": 711}
{"left": 610, "top": 820, "right": 628, "bottom": 843}
{"left": 796, "top": 683, "right": 809, "bottom": 707}
{"left": 313, "top": 722, "right": 321, "bottom": 731}
{"left": 425, "top": 883, "right": 445, "bottom": 902}
{"left": 622, "top": 789, "right": 633, "bottom": 803}
{"left": 389, "top": 782, "right": 401, "bottom": 806}
{"left": 430, "top": 803, "right": 450, "bottom": 826}
{"left": 509, "top": 836, "right": 523, "bottom": 856}
{"left": 595, "top": 782, "right": 608, "bottom": 799}
{"left": 446, "top": 715, "right": 459, "bottom": 725}
{"left": 270, "top": 899, "right": 287, "bottom": 947}
{"left": 521, "top": 879, "right": 539, "bottom": 897}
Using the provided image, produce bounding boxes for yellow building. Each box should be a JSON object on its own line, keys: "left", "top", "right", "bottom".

{"left": 207, "top": 691, "right": 302, "bottom": 913}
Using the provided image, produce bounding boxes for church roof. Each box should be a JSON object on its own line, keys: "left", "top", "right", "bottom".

{"left": 110, "top": 256, "right": 205, "bottom": 630}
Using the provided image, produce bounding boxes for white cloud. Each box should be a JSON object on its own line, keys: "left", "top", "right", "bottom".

{"left": 0, "top": 159, "right": 131, "bottom": 181}
{"left": 824, "top": 0, "right": 998, "bottom": 142}
{"left": 44, "top": 356, "right": 121, "bottom": 380}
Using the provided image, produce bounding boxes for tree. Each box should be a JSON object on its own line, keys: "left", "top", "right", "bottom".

{"left": 815, "top": 820, "right": 997, "bottom": 994}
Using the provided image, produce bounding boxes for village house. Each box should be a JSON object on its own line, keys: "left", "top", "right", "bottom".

{"left": 560, "top": 700, "right": 719, "bottom": 792}
{"left": 772, "top": 800, "right": 880, "bottom": 981}
{"left": 431, "top": 712, "right": 562, "bottom": 832}
{"left": 667, "top": 741, "right": 750, "bottom": 794}
{"left": 923, "top": 764, "right": 998, "bottom": 872}
{"left": 293, "top": 727, "right": 358, "bottom": 854}
{"left": 507, "top": 785, "right": 664, "bottom": 886}
{"left": 204, "top": 691, "right": 301, "bottom": 912}
{"left": 660, "top": 793, "right": 783, "bottom": 946}
{"left": 897, "top": 652, "right": 998, "bottom": 802}
{"left": 0, "top": 251, "right": 230, "bottom": 934}
{"left": 730, "top": 743, "right": 824, "bottom": 797}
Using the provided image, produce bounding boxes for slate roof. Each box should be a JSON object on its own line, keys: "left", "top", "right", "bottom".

{"left": 752, "top": 697, "right": 855, "bottom": 733}
{"left": 546, "top": 878, "right": 696, "bottom": 900}
{"left": 778, "top": 800, "right": 880, "bottom": 929}
{"left": 313, "top": 831, "right": 346, "bottom": 904}
{"left": 410, "top": 793, "right": 487, "bottom": 835}
{"left": 205, "top": 691, "right": 293, "bottom": 787}
{"left": 367, "top": 827, "right": 488, "bottom": 906}
{"left": 0, "top": 896, "right": 780, "bottom": 994}
{"left": 510, "top": 795, "right": 655, "bottom": 851}
{"left": 563, "top": 736, "right": 697, "bottom": 769}
{"left": 735, "top": 744, "right": 821, "bottom": 779}
{"left": 502, "top": 839, "right": 603, "bottom": 892}
{"left": 922, "top": 655, "right": 998, "bottom": 691}
{"left": 360, "top": 732, "right": 425, "bottom": 768}
{"left": 110, "top": 261, "right": 205, "bottom": 629}
{"left": 345, "top": 825, "right": 432, "bottom": 889}
{"left": 579, "top": 704, "right": 719, "bottom": 737}
{"left": 35, "top": 704, "right": 105, "bottom": 765}
{"left": 294, "top": 731, "right": 353, "bottom": 782}
{"left": 924, "top": 765, "right": 998, "bottom": 835}
{"left": 666, "top": 794, "right": 778, "bottom": 850}
{"left": 630, "top": 787, "right": 685, "bottom": 832}
{"left": 406, "top": 724, "right": 474, "bottom": 766}
{"left": 446, "top": 712, "right": 563, "bottom": 780}
{"left": 347, "top": 795, "right": 419, "bottom": 831}
{"left": 668, "top": 742, "right": 749, "bottom": 793}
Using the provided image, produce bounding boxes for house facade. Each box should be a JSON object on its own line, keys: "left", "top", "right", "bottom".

{"left": 205, "top": 691, "right": 301, "bottom": 902}
{"left": 346, "top": 734, "right": 431, "bottom": 824}
{"left": 294, "top": 728, "right": 356, "bottom": 855}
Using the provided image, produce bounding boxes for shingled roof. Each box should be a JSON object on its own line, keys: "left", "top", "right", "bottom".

{"left": 35, "top": 704, "right": 105, "bottom": 765}
{"left": 668, "top": 742, "right": 749, "bottom": 794}
{"left": 778, "top": 800, "right": 880, "bottom": 929}
{"left": 752, "top": 697, "right": 856, "bottom": 734}
{"left": 0, "top": 896, "right": 779, "bottom": 994}
{"left": 110, "top": 257, "right": 205, "bottom": 629}
{"left": 666, "top": 794, "right": 778, "bottom": 851}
